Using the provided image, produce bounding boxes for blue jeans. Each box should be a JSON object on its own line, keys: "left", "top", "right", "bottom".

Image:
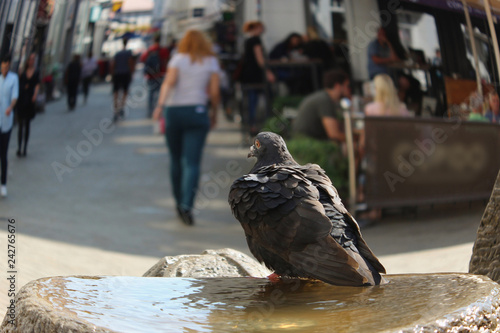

{"left": 0, "top": 130, "right": 11, "bottom": 185}
{"left": 147, "top": 78, "right": 162, "bottom": 117}
{"left": 247, "top": 89, "right": 260, "bottom": 127}
{"left": 164, "top": 105, "right": 210, "bottom": 211}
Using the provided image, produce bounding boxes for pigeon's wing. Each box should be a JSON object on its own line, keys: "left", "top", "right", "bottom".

{"left": 229, "top": 166, "right": 380, "bottom": 286}
{"left": 303, "top": 164, "right": 386, "bottom": 274}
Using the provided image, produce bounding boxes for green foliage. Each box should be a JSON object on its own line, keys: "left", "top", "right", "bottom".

{"left": 286, "top": 137, "right": 349, "bottom": 198}
{"left": 262, "top": 116, "right": 290, "bottom": 138}
{"left": 272, "top": 95, "right": 305, "bottom": 113}
{"left": 262, "top": 96, "right": 304, "bottom": 139}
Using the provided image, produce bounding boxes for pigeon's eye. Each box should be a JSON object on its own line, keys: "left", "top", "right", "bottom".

{"left": 255, "top": 140, "right": 261, "bottom": 149}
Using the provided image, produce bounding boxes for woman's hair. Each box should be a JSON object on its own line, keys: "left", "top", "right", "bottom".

{"left": 243, "top": 20, "right": 263, "bottom": 33}
{"left": 373, "top": 74, "right": 401, "bottom": 116}
{"left": 284, "top": 33, "right": 302, "bottom": 48}
{"left": 177, "top": 30, "right": 215, "bottom": 63}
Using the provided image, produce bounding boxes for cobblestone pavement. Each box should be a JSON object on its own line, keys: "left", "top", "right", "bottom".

{"left": 0, "top": 72, "right": 486, "bottom": 309}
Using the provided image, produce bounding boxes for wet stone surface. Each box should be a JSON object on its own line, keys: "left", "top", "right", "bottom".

{"left": 142, "top": 248, "right": 271, "bottom": 278}
{"left": 1, "top": 274, "right": 499, "bottom": 333}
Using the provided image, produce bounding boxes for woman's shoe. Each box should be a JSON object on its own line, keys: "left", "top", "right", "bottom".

{"left": 175, "top": 205, "right": 183, "bottom": 218}
{"left": 178, "top": 208, "right": 194, "bottom": 226}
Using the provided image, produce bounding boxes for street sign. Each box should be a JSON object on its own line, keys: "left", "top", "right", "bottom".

{"left": 89, "top": 6, "right": 102, "bottom": 23}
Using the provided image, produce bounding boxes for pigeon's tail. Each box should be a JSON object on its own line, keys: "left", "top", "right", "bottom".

{"left": 288, "top": 238, "right": 386, "bottom": 287}
{"left": 346, "top": 249, "right": 387, "bottom": 286}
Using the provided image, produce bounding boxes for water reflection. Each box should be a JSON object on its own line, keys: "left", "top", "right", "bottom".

{"left": 38, "top": 274, "right": 499, "bottom": 333}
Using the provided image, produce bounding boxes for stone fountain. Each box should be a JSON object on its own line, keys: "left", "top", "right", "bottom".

{"left": 1, "top": 249, "right": 500, "bottom": 333}
{"left": 2, "top": 172, "right": 500, "bottom": 333}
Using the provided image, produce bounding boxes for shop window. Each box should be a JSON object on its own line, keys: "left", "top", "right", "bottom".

{"left": 461, "top": 24, "right": 493, "bottom": 83}
{"left": 397, "top": 10, "right": 440, "bottom": 90}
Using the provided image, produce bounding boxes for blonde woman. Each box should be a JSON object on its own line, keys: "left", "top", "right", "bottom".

{"left": 153, "top": 30, "right": 220, "bottom": 225}
{"left": 365, "top": 74, "right": 410, "bottom": 116}
{"left": 359, "top": 74, "right": 409, "bottom": 222}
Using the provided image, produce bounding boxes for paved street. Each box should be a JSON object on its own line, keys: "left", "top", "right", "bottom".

{"left": 0, "top": 72, "right": 486, "bottom": 310}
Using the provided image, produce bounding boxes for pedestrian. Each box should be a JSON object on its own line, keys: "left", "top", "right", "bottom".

{"left": 17, "top": 53, "right": 40, "bottom": 157}
{"left": 64, "top": 54, "right": 81, "bottom": 111}
{"left": 111, "top": 38, "right": 135, "bottom": 122}
{"left": 152, "top": 30, "right": 220, "bottom": 225}
{"left": 81, "top": 50, "right": 98, "bottom": 105}
{"left": 0, "top": 55, "right": 19, "bottom": 197}
{"left": 240, "top": 20, "right": 275, "bottom": 136}
{"left": 140, "top": 34, "right": 170, "bottom": 118}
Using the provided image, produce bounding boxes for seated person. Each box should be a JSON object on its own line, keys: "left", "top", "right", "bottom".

{"left": 269, "top": 32, "right": 305, "bottom": 94}
{"left": 468, "top": 93, "right": 488, "bottom": 122}
{"left": 485, "top": 91, "right": 500, "bottom": 124}
{"left": 365, "top": 74, "right": 411, "bottom": 117}
{"left": 367, "top": 27, "right": 400, "bottom": 80}
{"left": 269, "top": 33, "right": 303, "bottom": 60}
{"left": 359, "top": 74, "right": 410, "bottom": 220}
{"left": 397, "top": 73, "right": 423, "bottom": 116}
{"left": 292, "top": 69, "right": 350, "bottom": 142}
{"left": 302, "top": 26, "right": 335, "bottom": 91}
{"left": 302, "top": 26, "right": 335, "bottom": 70}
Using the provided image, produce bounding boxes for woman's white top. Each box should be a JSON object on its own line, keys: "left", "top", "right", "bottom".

{"left": 166, "top": 53, "right": 220, "bottom": 106}
{"left": 364, "top": 101, "right": 411, "bottom": 117}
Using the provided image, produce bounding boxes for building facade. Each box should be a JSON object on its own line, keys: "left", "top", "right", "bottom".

{"left": 0, "top": 0, "right": 52, "bottom": 70}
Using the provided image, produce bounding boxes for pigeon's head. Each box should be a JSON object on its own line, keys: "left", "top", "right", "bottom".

{"left": 248, "top": 132, "right": 296, "bottom": 167}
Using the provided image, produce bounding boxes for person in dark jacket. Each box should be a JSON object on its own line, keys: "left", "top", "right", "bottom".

{"left": 16, "top": 53, "right": 40, "bottom": 156}
{"left": 140, "top": 34, "right": 170, "bottom": 118}
{"left": 111, "top": 38, "right": 135, "bottom": 121}
{"left": 65, "top": 54, "right": 81, "bottom": 111}
{"left": 269, "top": 32, "right": 305, "bottom": 94}
{"left": 303, "top": 26, "right": 335, "bottom": 70}
{"left": 240, "top": 21, "right": 275, "bottom": 135}
{"left": 269, "top": 32, "right": 303, "bottom": 60}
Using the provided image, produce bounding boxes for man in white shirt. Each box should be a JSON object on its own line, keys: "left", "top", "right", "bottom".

{"left": 0, "top": 55, "right": 19, "bottom": 197}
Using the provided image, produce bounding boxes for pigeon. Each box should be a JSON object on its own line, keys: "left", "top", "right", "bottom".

{"left": 229, "top": 132, "right": 386, "bottom": 286}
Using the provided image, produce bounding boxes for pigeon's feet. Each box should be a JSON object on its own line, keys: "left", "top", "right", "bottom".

{"left": 267, "top": 273, "right": 281, "bottom": 283}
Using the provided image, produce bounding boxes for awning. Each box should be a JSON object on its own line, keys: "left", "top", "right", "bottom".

{"left": 402, "top": 0, "right": 500, "bottom": 91}
{"left": 401, "top": 0, "right": 500, "bottom": 18}
{"left": 464, "top": 0, "right": 500, "bottom": 16}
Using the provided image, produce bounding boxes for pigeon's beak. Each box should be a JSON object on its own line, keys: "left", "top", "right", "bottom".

{"left": 248, "top": 145, "right": 256, "bottom": 158}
